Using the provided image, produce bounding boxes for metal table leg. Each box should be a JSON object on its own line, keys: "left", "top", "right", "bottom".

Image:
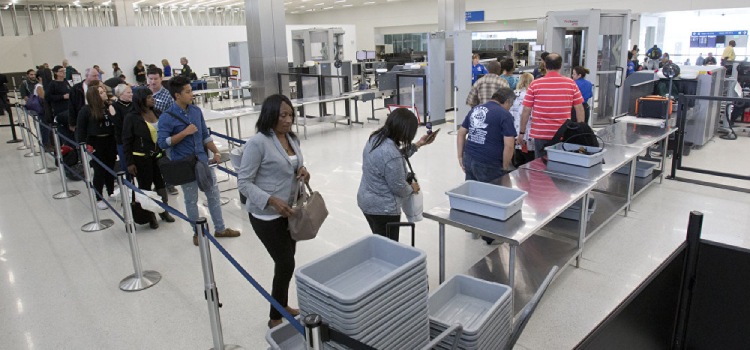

{"left": 659, "top": 138, "right": 668, "bottom": 184}
{"left": 625, "top": 158, "right": 637, "bottom": 215}
{"left": 509, "top": 244, "right": 516, "bottom": 314}
{"left": 576, "top": 192, "right": 589, "bottom": 267}
{"left": 439, "top": 223, "right": 445, "bottom": 284}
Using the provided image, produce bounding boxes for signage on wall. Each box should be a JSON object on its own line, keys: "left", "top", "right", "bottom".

{"left": 465, "top": 11, "right": 485, "bottom": 23}
{"left": 690, "top": 30, "right": 748, "bottom": 48}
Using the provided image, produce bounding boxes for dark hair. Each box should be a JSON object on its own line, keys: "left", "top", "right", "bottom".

{"left": 132, "top": 88, "right": 154, "bottom": 114}
{"left": 256, "top": 94, "right": 297, "bottom": 138}
{"left": 86, "top": 84, "right": 107, "bottom": 121}
{"left": 26, "top": 69, "right": 35, "bottom": 75}
{"left": 499, "top": 58, "right": 515, "bottom": 74}
{"left": 112, "top": 62, "right": 119, "bottom": 68}
{"left": 540, "top": 51, "right": 550, "bottom": 60}
{"left": 491, "top": 87, "right": 516, "bottom": 104}
{"left": 136, "top": 60, "right": 143, "bottom": 66}
{"left": 168, "top": 76, "right": 190, "bottom": 99}
{"left": 486, "top": 61, "right": 502, "bottom": 75}
{"left": 728, "top": 40, "right": 736, "bottom": 47}
{"left": 544, "top": 53, "right": 563, "bottom": 70}
{"left": 147, "top": 67, "right": 163, "bottom": 76}
{"left": 572, "top": 66, "right": 589, "bottom": 78}
{"left": 369, "top": 108, "right": 418, "bottom": 151}
{"left": 52, "top": 65, "right": 64, "bottom": 73}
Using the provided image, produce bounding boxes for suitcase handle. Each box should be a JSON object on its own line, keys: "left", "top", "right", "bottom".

{"left": 386, "top": 222, "right": 416, "bottom": 247}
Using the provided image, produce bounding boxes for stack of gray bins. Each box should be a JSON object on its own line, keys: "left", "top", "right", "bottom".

{"left": 296, "top": 235, "right": 429, "bottom": 349}
{"left": 428, "top": 274, "right": 512, "bottom": 349}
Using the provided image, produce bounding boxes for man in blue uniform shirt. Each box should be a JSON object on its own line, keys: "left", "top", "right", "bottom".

{"left": 157, "top": 76, "right": 240, "bottom": 246}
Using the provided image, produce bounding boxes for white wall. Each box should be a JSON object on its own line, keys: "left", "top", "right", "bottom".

{"left": 288, "top": 0, "right": 750, "bottom": 51}
{"left": 29, "top": 30, "right": 65, "bottom": 70}
{"left": 0, "top": 36, "right": 35, "bottom": 73}
{"left": 53, "top": 26, "right": 248, "bottom": 83}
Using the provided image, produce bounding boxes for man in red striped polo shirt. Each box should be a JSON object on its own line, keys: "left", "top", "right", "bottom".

{"left": 517, "top": 53, "right": 585, "bottom": 157}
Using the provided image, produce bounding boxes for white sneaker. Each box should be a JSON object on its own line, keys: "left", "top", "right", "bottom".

{"left": 96, "top": 200, "right": 108, "bottom": 210}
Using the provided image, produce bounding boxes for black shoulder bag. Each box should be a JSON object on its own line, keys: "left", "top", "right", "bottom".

{"left": 157, "top": 111, "right": 198, "bottom": 185}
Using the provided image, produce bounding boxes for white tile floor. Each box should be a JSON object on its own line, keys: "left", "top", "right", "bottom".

{"left": 0, "top": 103, "right": 748, "bottom": 349}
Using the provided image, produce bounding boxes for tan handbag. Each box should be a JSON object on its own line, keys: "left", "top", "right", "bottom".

{"left": 288, "top": 181, "right": 328, "bottom": 241}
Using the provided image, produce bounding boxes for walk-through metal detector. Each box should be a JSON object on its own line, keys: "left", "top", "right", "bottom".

{"left": 542, "top": 9, "right": 631, "bottom": 125}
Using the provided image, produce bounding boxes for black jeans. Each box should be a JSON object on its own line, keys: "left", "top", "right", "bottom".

{"left": 249, "top": 215, "right": 296, "bottom": 321}
{"left": 88, "top": 135, "right": 117, "bottom": 201}
{"left": 534, "top": 138, "right": 556, "bottom": 159}
{"left": 364, "top": 213, "right": 402, "bottom": 241}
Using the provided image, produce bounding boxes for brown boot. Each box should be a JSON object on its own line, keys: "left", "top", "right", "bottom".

{"left": 156, "top": 188, "right": 175, "bottom": 222}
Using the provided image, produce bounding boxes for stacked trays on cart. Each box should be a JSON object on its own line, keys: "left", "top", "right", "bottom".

{"left": 428, "top": 274, "right": 512, "bottom": 350}
{"left": 295, "top": 235, "right": 430, "bottom": 350}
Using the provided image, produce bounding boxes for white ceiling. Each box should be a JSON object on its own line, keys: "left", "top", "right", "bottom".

{"left": 12, "top": 0, "right": 403, "bottom": 11}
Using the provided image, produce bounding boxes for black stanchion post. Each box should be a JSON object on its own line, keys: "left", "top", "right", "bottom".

{"left": 22, "top": 107, "right": 39, "bottom": 158}
{"left": 79, "top": 142, "right": 114, "bottom": 232}
{"left": 195, "top": 218, "right": 241, "bottom": 350}
{"left": 14, "top": 104, "right": 29, "bottom": 150}
{"left": 304, "top": 314, "right": 324, "bottom": 350}
{"left": 5, "top": 101, "right": 21, "bottom": 144}
{"left": 117, "top": 172, "right": 161, "bottom": 291}
{"left": 33, "top": 115, "right": 56, "bottom": 174}
{"left": 672, "top": 211, "right": 704, "bottom": 349}
{"left": 52, "top": 123, "right": 81, "bottom": 199}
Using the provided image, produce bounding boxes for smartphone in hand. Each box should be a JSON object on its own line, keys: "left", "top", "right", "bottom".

{"left": 425, "top": 128, "right": 441, "bottom": 142}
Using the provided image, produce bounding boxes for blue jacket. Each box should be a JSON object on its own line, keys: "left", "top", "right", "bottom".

{"left": 157, "top": 104, "right": 213, "bottom": 163}
{"left": 575, "top": 78, "right": 594, "bottom": 103}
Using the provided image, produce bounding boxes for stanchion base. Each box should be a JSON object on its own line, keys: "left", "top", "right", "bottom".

{"left": 17, "top": 145, "right": 28, "bottom": 150}
{"left": 119, "top": 270, "right": 162, "bottom": 291}
{"left": 211, "top": 345, "right": 243, "bottom": 350}
{"left": 24, "top": 151, "right": 40, "bottom": 157}
{"left": 202, "top": 197, "right": 230, "bottom": 207}
{"left": 7, "top": 139, "right": 22, "bottom": 144}
{"left": 81, "top": 219, "right": 115, "bottom": 232}
{"left": 35, "top": 167, "right": 57, "bottom": 174}
{"left": 53, "top": 190, "right": 81, "bottom": 199}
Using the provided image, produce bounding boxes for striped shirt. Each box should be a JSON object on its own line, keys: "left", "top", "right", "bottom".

{"left": 465, "top": 74, "right": 510, "bottom": 107}
{"left": 522, "top": 71, "right": 583, "bottom": 140}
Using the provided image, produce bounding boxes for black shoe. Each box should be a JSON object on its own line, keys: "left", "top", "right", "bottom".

{"left": 148, "top": 213, "right": 159, "bottom": 229}
{"left": 159, "top": 211, "right": 175, "bottom": 222}
{"left": 167, "top": 186, "right": 179, "bottom": 195}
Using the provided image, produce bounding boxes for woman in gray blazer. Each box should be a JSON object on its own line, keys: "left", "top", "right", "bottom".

{"left": 237, "top": 94, "right": 310, "bottom": 329}
{"left": 357, "top": 108, "right": 436, "bottom": 241}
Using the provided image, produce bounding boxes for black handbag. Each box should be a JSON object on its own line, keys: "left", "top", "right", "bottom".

{"left": 131, "top": 189, "right": 151, "bottom": 225}
{"left": 158, "top": 154, "right": 197, "bottom": 185}
{"left": 157, "top": 111, "right": 201, "bottom": 185}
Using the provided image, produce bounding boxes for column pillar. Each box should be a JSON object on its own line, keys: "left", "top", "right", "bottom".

{"left": 245, "top": 0, "right": 288, "bottom": 104}
{"left": 113, "top": 0, "right": 136, "bottom": 26}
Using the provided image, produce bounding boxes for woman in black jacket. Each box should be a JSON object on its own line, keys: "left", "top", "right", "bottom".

{"left": 133, "top": 60, "right": 146, "bottom": 86}
{"left": 76, "top": 84, "right": 118, "bottom": 210}
{"left": 122, "top": 88, "right": 175, "bottom": 228}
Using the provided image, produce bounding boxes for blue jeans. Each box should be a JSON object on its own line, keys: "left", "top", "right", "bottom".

{"left": 463, "top": 153, "right": 506, "bottom": 183}
{"left": 181, "top": 168, "right": 225, "bottom": 233}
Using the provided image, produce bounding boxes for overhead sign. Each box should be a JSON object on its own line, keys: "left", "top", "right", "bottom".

{"left": 465, "top": 11, "right": 485, "bottom": 22}
{"left": 689, "top": 30, "right": 748, "bottom": 48}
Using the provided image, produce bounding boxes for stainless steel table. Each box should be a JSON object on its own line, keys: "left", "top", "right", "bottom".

{"left": 423, "top": 169, "right": 595, "bottom": 314}
{"left": 292, "top": 95, "right": 355, "bottom": 139}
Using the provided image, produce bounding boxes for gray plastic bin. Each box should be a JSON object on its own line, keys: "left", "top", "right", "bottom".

{"left": 266, "top": 317, "right": 305, "bottom": 350}
{"left": 615, "top": 160, "right": 657, "bottom": 178}
{"left": 557, "top": 197, "right": 597, "bottom": 221}
{"left": 446, "top": 181, "right": 527, "bottom": 221}
{"left": 428, "top": 275, "right": 512, "bottom": 332}
{"left": 295, "top": 235, "right": 426, "bottom": 303}
{"left": 546, "top": 143, "right": 606, "bottom": 168}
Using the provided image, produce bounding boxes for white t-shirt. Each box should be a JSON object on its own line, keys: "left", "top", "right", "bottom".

{"left": 251, "top": 155, "right": 300, "bottom": 221}
{"left": 510, "top": 89, "right": 534, "bottom": 151}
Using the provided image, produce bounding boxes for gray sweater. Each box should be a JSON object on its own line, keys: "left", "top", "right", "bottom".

{"left": 357, "top": 137, "right": 417, "bottom": 216}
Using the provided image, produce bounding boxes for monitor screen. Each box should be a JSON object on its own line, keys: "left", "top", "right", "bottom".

{"left": 356, "top": 51, "right": 367, "bottom": 61}
{"left": 366, "top": 51, "right": 377, "bottom": 60}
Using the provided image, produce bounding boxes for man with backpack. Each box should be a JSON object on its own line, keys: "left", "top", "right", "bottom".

{"left": 646, "top": 45, "right": 663, "bottom": 70}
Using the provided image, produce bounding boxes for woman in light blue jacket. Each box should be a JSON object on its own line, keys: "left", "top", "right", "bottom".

{"left": 357, "top": 108, "right": 435, "bottom": 242}
{"left": 237, "top": 94, "right": 310, "bottom": 329}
